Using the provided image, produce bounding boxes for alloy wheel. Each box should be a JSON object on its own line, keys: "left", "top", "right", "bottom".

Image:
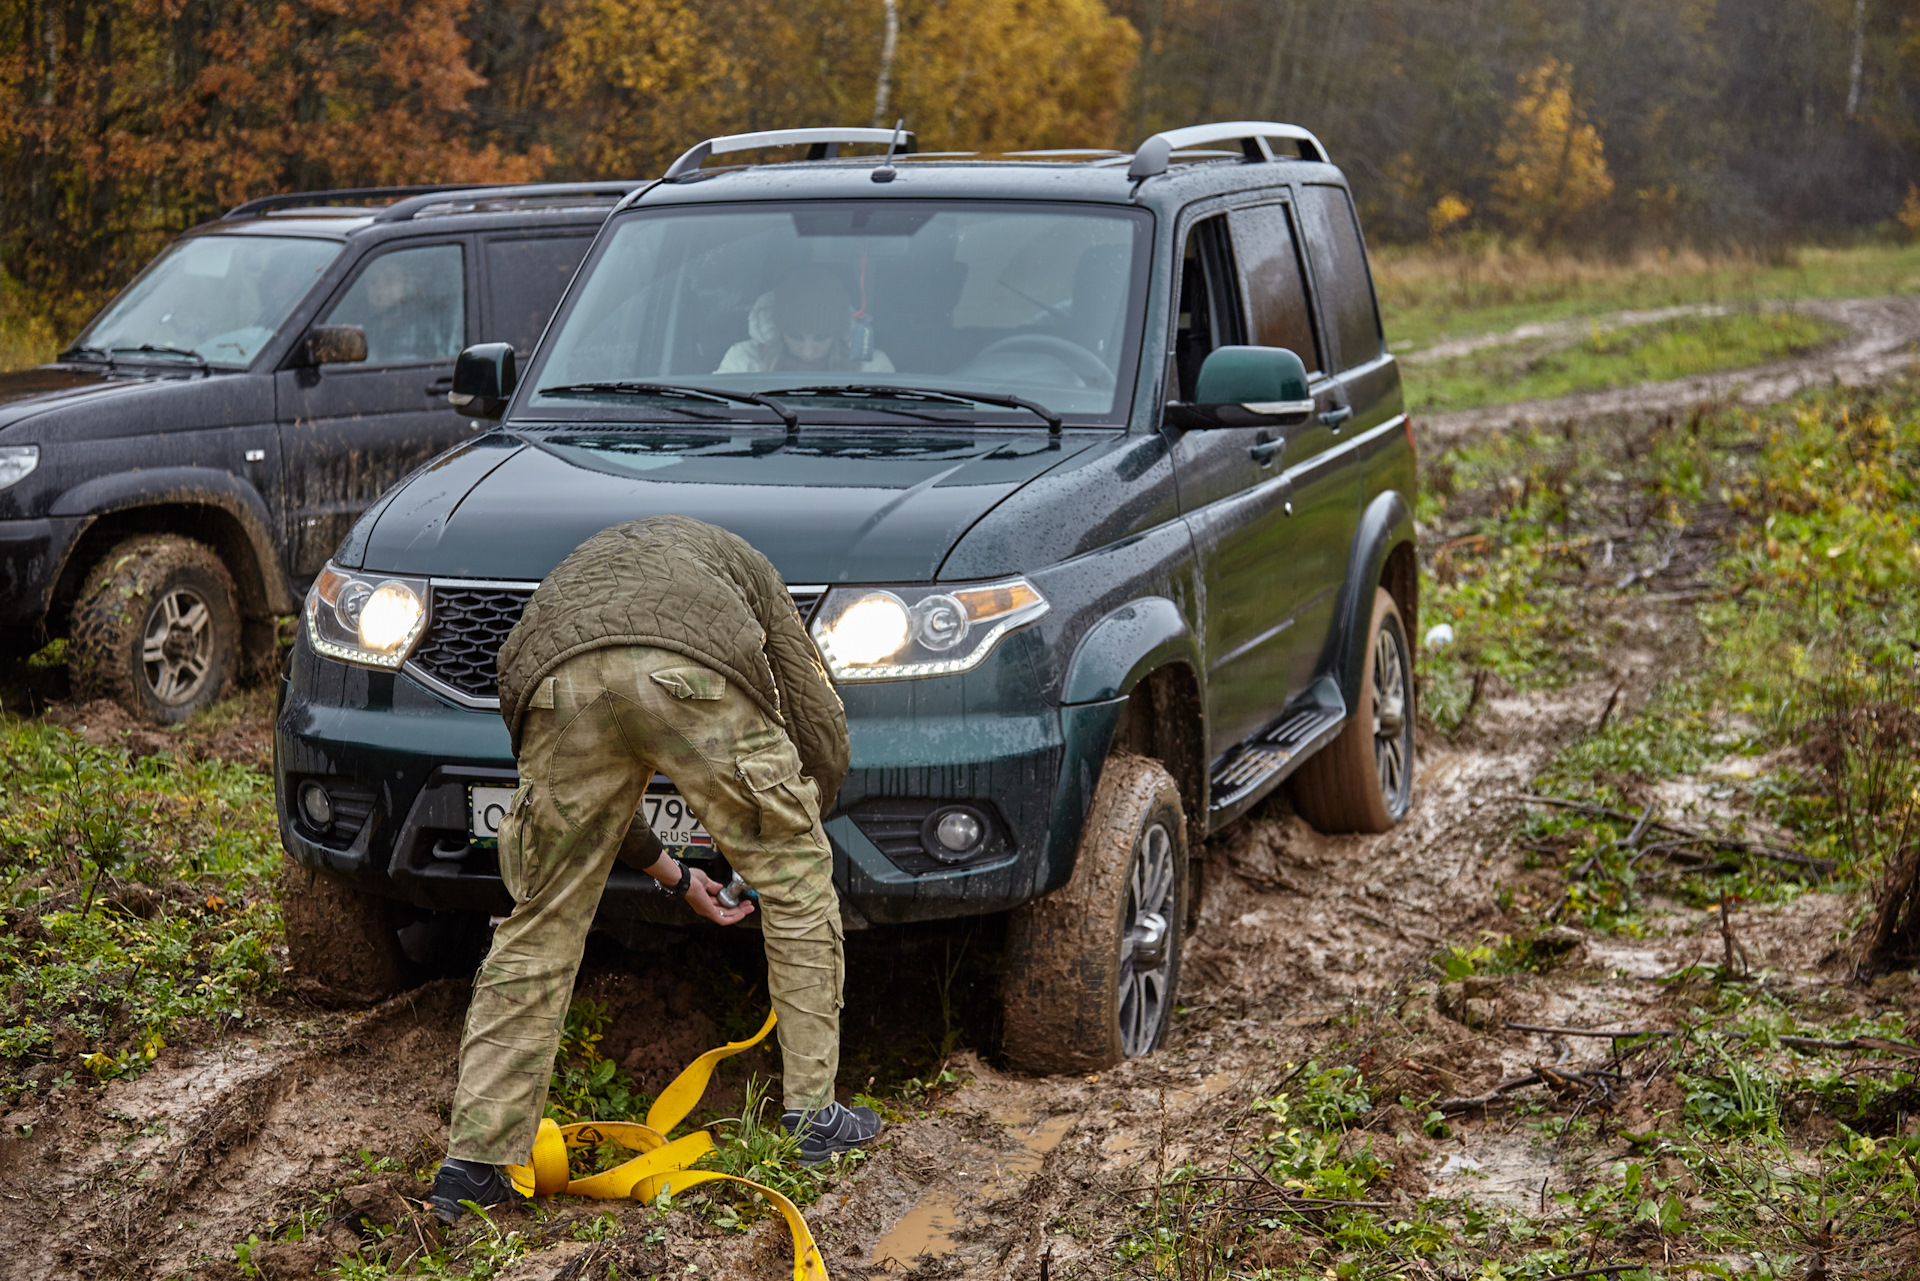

{"left": 1370, "top": 621, "right": 1412, "bottom": 818}
{"left": 141, "top": 587, "right": 216, "bottom": 706}
{"left": 1118, "top": 820, "right": 1177, "bottom": 1056}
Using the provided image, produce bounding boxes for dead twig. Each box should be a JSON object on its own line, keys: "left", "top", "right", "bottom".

{"left": 1502, "top": 1021, "right": 1920, "bottom": 1057}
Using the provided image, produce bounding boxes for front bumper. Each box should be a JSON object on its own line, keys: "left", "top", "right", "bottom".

{"left": 0, "top": 516, "right": 87, "bottom": 637}
{"left": 275, "top": 631, "right": 1124, "bottom": 928}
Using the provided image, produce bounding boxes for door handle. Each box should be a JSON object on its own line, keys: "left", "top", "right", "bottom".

{"left": 1319, "top": 404, "right": 1353, "bottom": 429}
{"left": 1249, "top": 438, "right": 1284, "bottom": 465}
{"left": 426, "top": 377, "right": 454, "bottom": 397}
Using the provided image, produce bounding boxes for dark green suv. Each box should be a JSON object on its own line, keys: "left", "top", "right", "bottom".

{"left": 275, "top": 122, "right": 1417, "bottom": 1072}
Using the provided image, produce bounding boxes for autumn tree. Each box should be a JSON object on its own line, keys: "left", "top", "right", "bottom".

{"left": 1491, "top": 57, "right": 1614, "bottom": 240}
{"left": 1, "top": 0, "right": 536, "bottom": 329}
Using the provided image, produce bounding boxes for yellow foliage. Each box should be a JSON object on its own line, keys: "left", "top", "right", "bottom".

{"left": 892, "top": 0, "right": 1141, "bottom": 152}
{"left": 1898, "top": 184, "right": 1920, "bottom": 242}
{"left": 1428, "top": 194, "right": 1473, "bottom": 240}
{"left": 1493, "top": 57, "right": 1614, "bottom": 240}
{"left": 539, "top": 0, "right": 1138, "bottom": 178}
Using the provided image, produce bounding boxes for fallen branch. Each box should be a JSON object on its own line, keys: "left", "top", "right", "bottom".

{"left": 1507, "top": 795, "right": 1837, "bottom": 877}
{"left": 1503, "top": 1022, "right": 1920, "bottom": 1057}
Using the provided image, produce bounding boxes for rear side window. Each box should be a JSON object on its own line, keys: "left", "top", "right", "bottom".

{"left": 487, "top": 236, "right": 592, "bottom": 355}
{"left": 1297, "top": 186, "right": 1382, "bottom": 370}
{"left": 1228, "top": 203, "right": 1321, "bottom": 375}
{"left": 323, "top": 243, "right": 465, "bottom": 365}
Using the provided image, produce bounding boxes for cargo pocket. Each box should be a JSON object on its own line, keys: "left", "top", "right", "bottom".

{"left": 735, "top": 737, "right": 817, "bottom": 841}
{"left": 651, "top": 666, "right": 726, "bottom": 701}
{"left": 496, "top": 783, "right": 535, "bottom": 901}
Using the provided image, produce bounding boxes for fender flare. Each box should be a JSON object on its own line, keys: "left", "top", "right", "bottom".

{"left": 1061, "top": 596, "right": 1198, "bottom": 705}
{"left": 1330, "top": 490, "right": 1416, "bottom": 711}
{"left": 49, "top": 467, "right": 296, "bottom": 615}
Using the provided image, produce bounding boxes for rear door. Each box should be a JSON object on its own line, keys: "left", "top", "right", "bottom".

{"left": 480, "top": 232, "right": 596, "bottom": 362}
{"left": 1291, "top": 185, "right": 1390, "bottom": 678}
{"left": 275, "top": 238, "right": 476, "bottom": 579}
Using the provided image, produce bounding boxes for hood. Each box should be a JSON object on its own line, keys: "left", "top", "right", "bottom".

{"left": 0, "top": 364, "right": 220, "bottom": 436}
{"left": 357, "top": 427, "right": 1098, "bottom": 584}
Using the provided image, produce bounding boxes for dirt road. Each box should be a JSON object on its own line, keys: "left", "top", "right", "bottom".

{"left": 1416, "top": 294, "right": 1920, "bottom": 440}
{"left": 0, "top": 590, "right": 1765, "bottom": 1281}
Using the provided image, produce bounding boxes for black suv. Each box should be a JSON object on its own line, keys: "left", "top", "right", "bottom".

{"left": 0, "top": 181, "right": 638, "bottom": 722}
{"left": 276, "top": 124, "right": 1417, "bottom": 1071}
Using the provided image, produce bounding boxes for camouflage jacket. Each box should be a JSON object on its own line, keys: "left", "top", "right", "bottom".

{"left": 497, "top": 515, "right": 850, "bottom": 806}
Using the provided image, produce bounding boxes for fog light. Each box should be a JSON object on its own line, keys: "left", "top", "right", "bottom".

{"left": 299, "top": 781, "right": 334, "bottom": 831}
{"left": 925, "top": 807, "right": 985, "bottom": 862}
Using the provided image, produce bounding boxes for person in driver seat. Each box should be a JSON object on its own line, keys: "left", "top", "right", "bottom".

{"left": 715, "top": 266, "right": 894, "bottom": 374}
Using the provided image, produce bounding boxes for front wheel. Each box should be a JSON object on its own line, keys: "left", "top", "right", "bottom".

{"left": 69, "top": 535, "right": 239, "bottom": 724}
{"left": 1292, "top": 587, "right": 1415, "bottom": 833}
{"left": 1001, "top": 755, "right": 1188, "bottom": 1074}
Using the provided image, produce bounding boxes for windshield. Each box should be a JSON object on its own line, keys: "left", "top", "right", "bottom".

{"left": 532, "top": 201, "right": 1151, "bottom": 423}
{"left": 71, "top": 235, "right": 342, "bottom": 367}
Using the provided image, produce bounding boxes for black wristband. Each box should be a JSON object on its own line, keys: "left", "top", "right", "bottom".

{"left": 660, "top": 854, "right": 692, "bottom": 899}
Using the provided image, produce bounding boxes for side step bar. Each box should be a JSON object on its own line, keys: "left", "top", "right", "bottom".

{"left": 1208, "top": 698, "right": 1347, "bottom": 814}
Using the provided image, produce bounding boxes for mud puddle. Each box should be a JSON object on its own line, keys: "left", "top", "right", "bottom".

{"left": 869, "top": 1110, "right": 1075, "bottom": 1271}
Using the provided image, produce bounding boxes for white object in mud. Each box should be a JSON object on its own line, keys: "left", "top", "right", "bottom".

{"left": 1425, "top": 622, "right": 1456, "bottom": 649}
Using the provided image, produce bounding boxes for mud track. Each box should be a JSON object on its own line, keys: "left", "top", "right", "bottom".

{"left": 0, "top": 600, "right": 1703, "bottom": 1280}
{"left": 1417, "top": 294, "right": 1920, "bottom": 440}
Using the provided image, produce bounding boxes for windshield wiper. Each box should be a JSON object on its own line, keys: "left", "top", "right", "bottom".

{"left": 59, "top": 345, "right": 113, "bottom": 366}
{"left": 539, "top": 382, "right": 796, "bottom": 431}
{"left": 111, "top": 343, "right": 207, "bottom": 366}
{"left": 785, "top": 384, "right": 1062, "bottom": 434}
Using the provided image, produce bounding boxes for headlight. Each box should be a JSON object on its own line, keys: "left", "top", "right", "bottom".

{"left": 304, "top": 563, "right": 430, "bottom": 669}
{"left": 811, "top": 577, "right": 1048, "bottom": 680}
{"left": 0, "top": 445, "right": 38, "bottom": 490}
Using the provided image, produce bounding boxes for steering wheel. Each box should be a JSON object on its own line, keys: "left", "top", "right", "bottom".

{"left": 968, "top": 333, "right": 1115, "bottom": 389}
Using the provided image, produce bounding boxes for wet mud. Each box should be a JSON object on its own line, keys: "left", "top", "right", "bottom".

{"left": 0, "top": 575, "right": 1875, "bottom": 1277}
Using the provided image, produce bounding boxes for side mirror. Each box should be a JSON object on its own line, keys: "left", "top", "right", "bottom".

{"left": 1167, "top": 345, "right": 1313, "bottom": 429}
{"left": 449, "top": 343, "right": 517, "bottom": 420}
{"left": 304, "top": 325, "right": 368, "bottom": 366}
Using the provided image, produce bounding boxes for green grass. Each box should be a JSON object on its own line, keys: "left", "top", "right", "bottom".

{"left": 1376, "top": 238, "right": 1920, "bottom": 353}
{"left": 0, "top": 716, "right": 281, "bottom": 1093}
{"left": 1406, "top": 309, "right": 1846, "bottom": 413}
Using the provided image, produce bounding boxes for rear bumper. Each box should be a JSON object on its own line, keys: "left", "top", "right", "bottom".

{"left": 275, "top": 634, "right": 1123, "bottom": 928}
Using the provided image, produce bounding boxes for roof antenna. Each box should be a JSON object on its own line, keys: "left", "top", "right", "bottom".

{"left": 871, "top": 119, "right": 906, "bottom": 183}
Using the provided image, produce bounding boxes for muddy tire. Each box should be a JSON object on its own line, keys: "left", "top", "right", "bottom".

{"left": 69, "top": 535, "right": 238, "bottom": 725}
{"left": 1292, "top": 588, "right": 1414, "bottom": 834}
{"left": 1002, "top": 754, "right": 1187, "bottom": 1074}
{"left": 278, "top": 853, "right": 407, "bottom": 1004}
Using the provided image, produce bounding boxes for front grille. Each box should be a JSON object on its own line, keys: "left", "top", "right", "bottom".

{"left": 409, "top": 586, "right": 533, "bottom": 702}
{"left": 407, "top": 582, "right": 828, "bottom": 707}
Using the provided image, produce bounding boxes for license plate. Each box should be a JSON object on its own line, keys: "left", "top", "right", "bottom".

{"left": 467, "top": 780, "right": 714, "bottom": 854}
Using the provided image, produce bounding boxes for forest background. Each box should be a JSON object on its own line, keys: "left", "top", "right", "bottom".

{"left": 3, "top": 0, "right": 1919, "bottom": 335}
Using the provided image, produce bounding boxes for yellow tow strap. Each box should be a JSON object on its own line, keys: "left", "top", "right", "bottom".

{"left": 503, "top": 1009, "right": 829, "bottom": 1281}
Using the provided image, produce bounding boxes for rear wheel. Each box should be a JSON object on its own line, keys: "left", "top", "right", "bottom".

{"left": 1292, "top": 587, "right": 1414, "bottom": 834}
{"left": 278, "top": 854, "right": 407, "bottom": 1004}
{"left": 1002, "top": 755, "right": 1187, "bottom": 1074}
{"left": 69, "top": 535, "right": 239, "bottom": 725}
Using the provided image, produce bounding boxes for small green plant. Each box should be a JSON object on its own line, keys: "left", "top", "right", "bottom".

{"left": 545, "top": 999, "right": 647, "bottom": 1127}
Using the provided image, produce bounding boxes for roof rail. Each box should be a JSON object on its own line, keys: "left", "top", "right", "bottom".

{"left": 663, "top": 127, "right": 915, "bottom": 181}
{"left": 1126, "top": 121, "right": 1328, "bottom": 181}
{"left": 373, "top": 181, "right": 647, "bottom": 222}
{"left": 222, "top": 184, "right": 489, "bottom": 220}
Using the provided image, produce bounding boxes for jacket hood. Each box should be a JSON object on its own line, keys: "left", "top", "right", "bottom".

{"left": 354, "top": 426, "right": 1099, "bottom": 584}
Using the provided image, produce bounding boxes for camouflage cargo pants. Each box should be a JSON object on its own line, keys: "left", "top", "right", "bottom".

{"left": 447, "top": 645, "right": 844, "bottom": 1166}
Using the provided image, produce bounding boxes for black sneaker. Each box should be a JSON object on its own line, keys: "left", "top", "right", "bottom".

{"left": 781, "top": 1101, "right": 884, "bottom": 1166}
{"left": 427, "top": 1158, "right": 528, "bottom": 1224}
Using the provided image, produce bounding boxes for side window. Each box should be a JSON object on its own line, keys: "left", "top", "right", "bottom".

{"left": 1297, "top": 186, "right": 1383, "bottom": 370}
{"left": 322, "top": 244, "right": 465, "bottom": 365}
{"left": 1173, "top": 215, "right": 1243, "bottom": 401}
{"left": 486, "top": 236, "right": 591, "bottom": 356}
{"left": 1228, "top": 203, "right": 1322, "bottom": 375}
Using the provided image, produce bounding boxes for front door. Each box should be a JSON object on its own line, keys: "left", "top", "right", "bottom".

{"left": 275, "top": 239, "right": 476, "bottom": 580}
{"left": 1170, "top": 213, "right": 1308, "bottom": 752}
